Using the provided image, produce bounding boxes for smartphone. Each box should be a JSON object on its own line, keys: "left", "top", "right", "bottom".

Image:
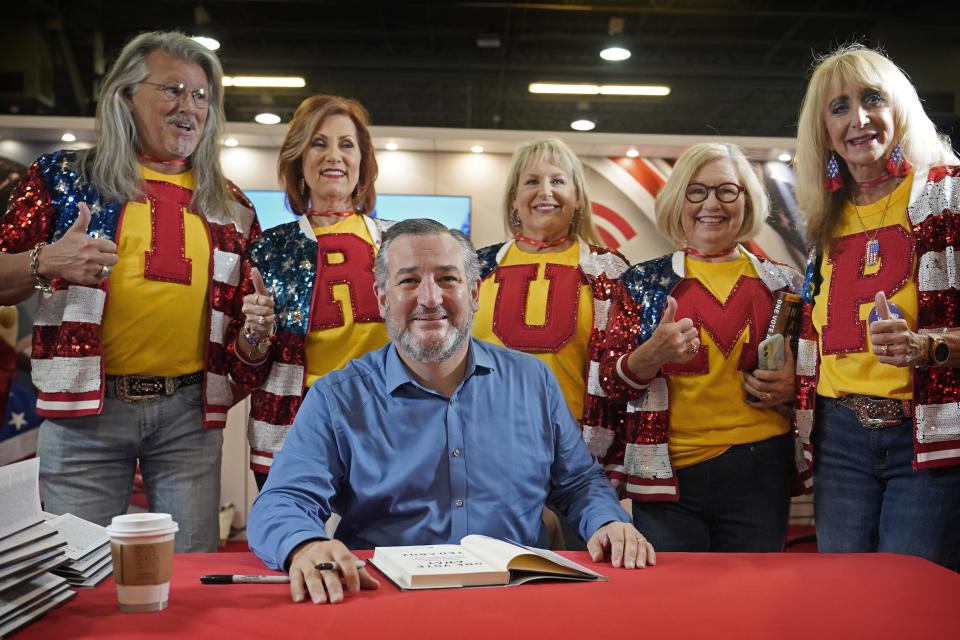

{"left": 757, "top": 333, "right": 785, "bottom": 371}
{"left": 746, "top": 334, "right": 784, "bottom": 403}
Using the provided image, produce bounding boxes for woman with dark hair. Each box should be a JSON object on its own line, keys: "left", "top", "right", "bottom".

{"left": 793, "top": 44, "right": 960, "bottom": 569}
{"left": 230, "top": 95, "right": 391, "bottom": 488}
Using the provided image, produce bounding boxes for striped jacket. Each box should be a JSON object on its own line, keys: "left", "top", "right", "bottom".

{"left": 228, "top": 215, "right": 393, "bottom": 473}
{"left": 797, "top": 165, "right": 960, "bottom": 471}
{"left": 594, "top": 247, "right": 807, "bottom": 501}
{"left": 0, "top": 151, "right": 259, "bottom": 428}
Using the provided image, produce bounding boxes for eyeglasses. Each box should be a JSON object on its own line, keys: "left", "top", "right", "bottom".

{"left": 684, "top": 183, "right": 744, "bottom": 204}
{"left": 138, "top": 81, "right": 211, "bottom": 108}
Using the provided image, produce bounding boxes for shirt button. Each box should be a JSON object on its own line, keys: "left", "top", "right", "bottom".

{"left": 449, "top": 398, "right": 455, "bottom": 405}
{"left": 452, "top": 449, "right": 461, "bottom": 457}
{"left": 456, "top": 499, "right": 464, "bottom": 507}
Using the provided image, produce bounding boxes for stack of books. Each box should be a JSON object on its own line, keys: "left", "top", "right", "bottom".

{"left": 46, "top": 513, "right": 111, "bottom": 589}
{"left": 0, "top": 459, "right": 75, "bottom": 637}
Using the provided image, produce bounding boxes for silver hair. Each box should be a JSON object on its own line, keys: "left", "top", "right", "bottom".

{"left": 79, "top": 31, "right": 234, "bottom": 223}
{"left": 374, "top": 218, "right": 480, "bottom": 291}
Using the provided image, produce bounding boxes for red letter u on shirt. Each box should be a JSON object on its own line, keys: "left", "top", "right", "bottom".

{"left": 491, "top": 263, "right": 584, "bottom": 352}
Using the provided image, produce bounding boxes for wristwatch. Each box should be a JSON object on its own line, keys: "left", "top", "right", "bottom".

{"left": 929, "top": 334, "right": 950, "bottom": 367}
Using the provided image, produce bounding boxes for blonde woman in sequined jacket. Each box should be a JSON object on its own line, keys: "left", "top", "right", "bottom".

{"left": 792, "top": 44, "right": 960, "bottom": 570}
{"left": 595, "top": 141, "right": 803, "bottom": 553}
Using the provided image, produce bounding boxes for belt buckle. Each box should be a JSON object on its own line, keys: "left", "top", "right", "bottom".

{"left": 846, "top": 395, "right": 903, "bottom": 430}
{"left": 115, "top": 376, "right": 162, "bottom": 402}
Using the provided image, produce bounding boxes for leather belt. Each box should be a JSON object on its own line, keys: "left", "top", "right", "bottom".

{"left": 837, "top": 394, "right": 911, "bottom": 429}
{"left": 112, "top": 371, "right": 203, "bottom": 402}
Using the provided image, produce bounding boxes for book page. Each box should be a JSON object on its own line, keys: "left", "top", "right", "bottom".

{"left": 0, "top": 459, "right": 43, "bottom": 539}
{"left": 43, "top": 513, "right": 109, "bottom": 561}
{"left": 461, "top": 535, "right": 601, "bottom": 578}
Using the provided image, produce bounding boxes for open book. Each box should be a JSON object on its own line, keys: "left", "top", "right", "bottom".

{"left": 369, "top": 534, "right": 607, "bottom": 590}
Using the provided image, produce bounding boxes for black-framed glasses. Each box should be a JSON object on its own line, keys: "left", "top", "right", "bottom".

{"left": 684, "top": 183, "right": 744, "bottom": 203}
{"left": 138, "top": 81, "right": 211, "bottom": 108}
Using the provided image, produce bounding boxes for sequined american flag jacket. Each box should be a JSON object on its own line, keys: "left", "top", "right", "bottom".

{"left": 227, "top": 214, "right": 393, "bottom": 474}
{"left": 477, "top": 238, "right": 630, "bottom": 451}
{"left": 797, "top": 165, "right": 960, "bottom": 471}
{"left": 593, "top": 247, "right": 806, "bottom": 502}
{"left": 0, "top": 150, "right": 259, "bottom": 428}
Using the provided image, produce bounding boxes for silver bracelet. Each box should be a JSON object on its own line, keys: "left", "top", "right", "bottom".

{"left": 29, "top": 242, "right": 54, "bottom": 294}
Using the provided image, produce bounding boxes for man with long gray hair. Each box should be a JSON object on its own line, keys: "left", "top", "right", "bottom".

{"left": 0, "top": 31, "right": 259, "bottom": 551}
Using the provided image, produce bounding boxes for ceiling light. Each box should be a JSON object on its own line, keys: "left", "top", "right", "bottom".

{"left": 529, "top": 83, "right": 669, "bottom": 96}
{"left": 192, "top": 36, "right": 220, "bottom": 51}
{"left": 626, "top": 148, "right": 639, "bottom": 158}
{"left": 224, "top": 76, "right": 306, "bottom": 88}
{"left": 530, "top": 83, "right": 599, "bottom": 95}
{"left": 385, "top": 142, "right": 399, "bottom": 151}
{"left": 470, "top": 145, "right": 484, "bottom": 153}
{"left": 778, "top": 152, "right": 792, "bottom": 163}
{"left": 600, "top": 47, "right": 631, "bottom": 62}
{"left": 61, "top": 132, "right": 76, "bottom": 142}
{"left": 223, "top": 137, "right": 239, "bottom": 147}
{"left": 570, "top": 119, "right": 596, "bottom": 132}
{"left": 254, "top": 113, "right": 281, "bottom": 125}
{"left": 600, "top": 84, "right": 670, "bottom": 96}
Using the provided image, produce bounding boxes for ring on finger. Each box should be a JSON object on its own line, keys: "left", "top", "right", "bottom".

{"left": 258, "top": 315, "right": 266, "bottom": 325}
{"left": 880, "top": 344, "right": 888, "bottom": 355}
{"left": 762, "top": 392, "right": 772, "bottom": 401}
{"left": 97, "top": 264, "right": 111, "bottom": 279}
{"left": 687, "top": 342, "right": 699, "bottom": 355}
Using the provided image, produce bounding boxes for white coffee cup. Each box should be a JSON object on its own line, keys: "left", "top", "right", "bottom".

{"left": 105, "top": 513, "right": 179, "bottom": 613}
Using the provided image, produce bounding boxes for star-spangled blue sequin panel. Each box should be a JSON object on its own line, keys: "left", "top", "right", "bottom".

{"left": 618, "top": 254, "right": 682, "bottom": 344}
{"left": 476, "top": 242, "right": 505, "bottom": 280}
{"left": 38, "top": 151, "right": 123, "bottom": 242}
{"left": 249, "top": 220, "right": 317, "bottom": 335}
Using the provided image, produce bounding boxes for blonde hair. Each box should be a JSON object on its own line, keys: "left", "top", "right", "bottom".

{"left": 502, "top": 138, "right": 602, "bottom": 246}
{"left": 655, "top": 141, "right": 768, "bottom": 248}
{"left": 795, "top": 44, "right": 959, "bottom": 248}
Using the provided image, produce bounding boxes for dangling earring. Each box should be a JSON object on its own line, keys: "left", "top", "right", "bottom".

{"left": 824, "top": 152, "right": 844, "bottom": 192}
{"left": 885, "top": 141, "right": 911, "bottom": 177}
{"left": 509, "top": 208, "right": 521, "bottom": 227}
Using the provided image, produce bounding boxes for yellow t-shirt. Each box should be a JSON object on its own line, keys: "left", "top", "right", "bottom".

{"left": 102, "top": 167, "right": 209, "bottom": 376}
{"left": 668, "top": 255, "right": 791, "bottom": 469}
{"left": 814, "top": 175, "right": 916, "bottom": 400}
{"left": 304, "top": 214, "right": 388, "bottom": 387}
{"left": 473, "top": 243, "right": 592, "bottom": 420}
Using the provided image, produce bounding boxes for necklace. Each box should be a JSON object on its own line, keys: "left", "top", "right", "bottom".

{"left": 851, "top": 191, "right": 894, "bottom": 267}
{"left": 307, "top": 209, "right": 355, "bottom": 218}
{"left": 137, "top": 149, "right": 189, "bottom": 167}
{"left": 854, "top": 171, "right": 895, "bottom": 189}
{"left": 681, "top": 245, "right": 739, "bottom": 260}
{"left": 514, "top": 233, "right": 570, "bottom": 248}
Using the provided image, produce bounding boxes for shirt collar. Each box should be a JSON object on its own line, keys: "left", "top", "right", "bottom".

{"left": 384, "top": 337, "right": 495, "bottom": 396}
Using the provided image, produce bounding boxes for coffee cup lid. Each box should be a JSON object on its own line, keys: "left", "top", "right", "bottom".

{"left": 106, "top": 513, "right": 179, "bottom": 538}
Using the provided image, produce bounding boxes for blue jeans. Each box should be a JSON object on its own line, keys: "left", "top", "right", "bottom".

{"left": 37, "top": 381, "right": 222, "bottom": 552}
{"left": 632, "top": 432, "right": 793, "bottom": 552}
{"left": 813, "top": 396, "right": 960, "bottom": 570}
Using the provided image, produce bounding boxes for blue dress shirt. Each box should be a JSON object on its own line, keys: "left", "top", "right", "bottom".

{"left": 247, "top": 338, "right": 629, "bottom": 571}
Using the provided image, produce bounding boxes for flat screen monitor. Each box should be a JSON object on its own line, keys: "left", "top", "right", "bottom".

{"left": 244, "top": 190, "right": 471, "bottom": 235}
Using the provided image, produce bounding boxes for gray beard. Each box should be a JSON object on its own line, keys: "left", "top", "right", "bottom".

{"left": 385, "top": 303, "right": 473, "bottom": 364}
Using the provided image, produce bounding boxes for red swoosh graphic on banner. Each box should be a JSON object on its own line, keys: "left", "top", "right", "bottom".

{"left": 591, "top": 202, "right": 637, "bottom": 249}
{"left": 612, "top": 157, "right": 667, "bottom": 195}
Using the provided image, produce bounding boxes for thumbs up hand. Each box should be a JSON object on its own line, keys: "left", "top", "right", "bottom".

{"left": 623, "top": 295, "right": 700, "bottom": 381}
{"left": 240, "top": 267, "right": 277, "bottom": 346}
{"left": 869, "top": 290, "right": 926, "bottom": 367}
{"left": 34, "top": 202, "right": 118, "bottom": 285}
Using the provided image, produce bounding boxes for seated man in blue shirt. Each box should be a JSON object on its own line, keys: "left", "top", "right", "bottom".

{"left": 247, "top": 218, "right": 654, "bottom": 604}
